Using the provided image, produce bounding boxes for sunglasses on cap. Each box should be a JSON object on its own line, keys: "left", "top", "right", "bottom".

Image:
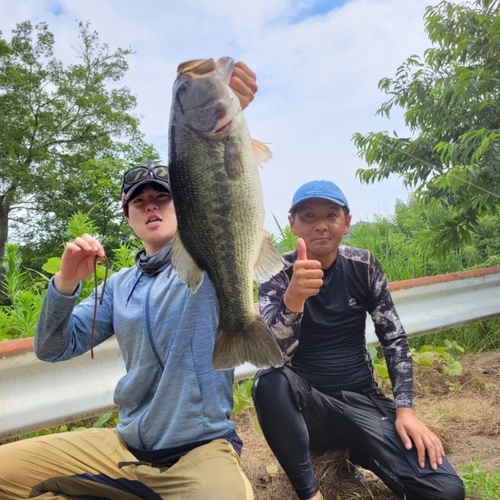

{"left": 121, "top": 161, "right": 171, "bottom": 202}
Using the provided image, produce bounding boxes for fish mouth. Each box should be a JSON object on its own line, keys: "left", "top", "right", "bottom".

{"left": 215, "top": 119, "right": 233, "bottom": 134}
{"left": 177, "top": 59, "right": 217, "bottom": 77}
{"left": 177, "top": 57, "right": 235, "bottom": 85}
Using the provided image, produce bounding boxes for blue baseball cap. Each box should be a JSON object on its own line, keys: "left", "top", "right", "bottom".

{"left": 289, "top": 180, "right": 349, "bottom": 213}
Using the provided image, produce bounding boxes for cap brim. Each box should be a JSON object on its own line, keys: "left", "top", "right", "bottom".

{"left": 289, "top": 195, "right": 347, "bottom": 213}
{"left": 121, "top": 179, "right": 171, "bottom": 206}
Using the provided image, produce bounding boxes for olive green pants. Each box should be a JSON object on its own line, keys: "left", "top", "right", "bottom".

{"left": 0, "top": 428, "right": 254, "bottom": 500}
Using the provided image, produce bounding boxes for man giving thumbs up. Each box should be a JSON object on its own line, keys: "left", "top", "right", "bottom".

{"left": 252, "top": 180, "right": 464, "bottom": 500}
{"left": 283, "top": 237, "right": 324, "bottom": 313}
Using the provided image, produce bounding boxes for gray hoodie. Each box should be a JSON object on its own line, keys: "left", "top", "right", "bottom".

{"left": 35, "top": 261, "right": 236, "bottom": 451}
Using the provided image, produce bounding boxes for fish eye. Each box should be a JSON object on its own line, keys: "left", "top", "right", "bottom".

{"left": 177, "top": 81, "right": 190, "bottom": 93}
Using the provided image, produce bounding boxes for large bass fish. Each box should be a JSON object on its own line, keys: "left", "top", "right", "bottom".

{"left": 168, "top": 57, "right": 284, "bottom": 370}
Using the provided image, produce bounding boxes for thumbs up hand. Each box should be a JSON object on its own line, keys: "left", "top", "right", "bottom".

{"left": 283, "top": 238, "right": 324, "bottom": 313}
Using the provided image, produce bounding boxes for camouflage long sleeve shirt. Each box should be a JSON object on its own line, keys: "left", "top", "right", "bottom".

{"left": 258, "top": 246, "right": 414, "bottom": 409}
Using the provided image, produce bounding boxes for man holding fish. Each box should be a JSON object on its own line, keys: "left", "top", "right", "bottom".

{"left": 0, "top": 60, "right": 263, "bottom": 500}
{"left": 252, "top": 180, "right": 466, "bottom": 500}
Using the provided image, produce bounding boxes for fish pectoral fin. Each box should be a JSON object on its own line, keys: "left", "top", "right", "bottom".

{"left": 253, "top": 230, "right": 285, "bottom": 283}
{"left": 224, "top": 137, "right": 245, "bottom": 178}
{"left": 171, "top": 233, "right": 205, "bottom": 293}
{"left": 251, "top": 139, "right": 272, "bottom": 168}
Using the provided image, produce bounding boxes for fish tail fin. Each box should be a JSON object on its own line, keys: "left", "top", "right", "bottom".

{"left": 212, "top": 316, "right": 284, "bottom": 370}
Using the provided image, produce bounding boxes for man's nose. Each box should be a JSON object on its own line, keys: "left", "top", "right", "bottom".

{"left": 314, "top": 219, "right": 328, "bottom": 231}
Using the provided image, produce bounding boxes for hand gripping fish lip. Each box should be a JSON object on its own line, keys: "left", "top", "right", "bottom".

{"left": 176, "top": 57, "right": 235, "bottom": 83}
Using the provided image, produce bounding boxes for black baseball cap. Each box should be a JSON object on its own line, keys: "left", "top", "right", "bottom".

{"left": 121, "top": 160, "right": 171, "bottom": 206}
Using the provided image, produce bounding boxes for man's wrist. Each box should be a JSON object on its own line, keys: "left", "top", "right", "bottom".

{"left": 396, "top": 407, "right": 416, "bottom": 418}
{"left": 283, "top": 290, "right": 305, "bottom": 313}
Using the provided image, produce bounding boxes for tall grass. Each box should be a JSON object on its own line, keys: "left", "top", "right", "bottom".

{"left": 344, "top": 219, "right": 467, "bottom": 282}
{"left": 411, "top": 320, "right": 500, "bottom": 353}
{"left": 342, "top": 201, "right": 500, "bottom": 353}
{"left": 0, "top": 213, "right": 138, "bottom": 340}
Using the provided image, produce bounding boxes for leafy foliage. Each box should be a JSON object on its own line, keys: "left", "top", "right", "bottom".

{"left": 0, "top": 243, "right": 46, "bottom": 338}
{"left": 269, "top": 213, "right": 297, "bottom": 254}
{"left": 2, "top": 242, "right": 28, "bottom": 303}
{"left": 0, "top": 19, "right": 158, "bottom": 269}
{"left": 369, "top": 340, "right": 464, "bottom": 391}
{"left": 411, "top": 341, "right": 464, "bottom": 377}
{"left": 233, "top": 379, "right": 254, "bottom": 416}
{"left": 352, "top": 0, "right": 500, "bottom": 255}
{"left": 0, "top": 212, "right": 138, "bottom": 338}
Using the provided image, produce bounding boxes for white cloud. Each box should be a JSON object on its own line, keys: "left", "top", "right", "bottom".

{"left": 1, "top": 0, "right": 442, "bottom": 233}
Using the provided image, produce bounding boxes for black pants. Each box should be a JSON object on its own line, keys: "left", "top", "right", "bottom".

{"left": 252, "top": 366, "right": 465, "bottom": 500}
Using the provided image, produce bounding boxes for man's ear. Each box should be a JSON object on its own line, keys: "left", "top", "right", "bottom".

{"left": 344, "top": 213, "right": 352, "bottom": 234}
{"left": 288, "top": 214, "right": 297, "bottom": 235}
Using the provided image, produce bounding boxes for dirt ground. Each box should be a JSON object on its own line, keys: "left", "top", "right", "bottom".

{"left": 236, "top": 351, "right": 500, "bottom": 500}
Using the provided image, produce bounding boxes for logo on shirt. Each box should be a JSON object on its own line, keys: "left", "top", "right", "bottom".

{"left": 348, "top": 298, "right": 357, "bottom": 307}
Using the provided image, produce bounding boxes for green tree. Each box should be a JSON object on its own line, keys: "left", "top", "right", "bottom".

{"left": 352, "top": 0, "right": 500, "bottom": 256}
{"left": 0, "top": 20, "right": 157, "bottom": 266}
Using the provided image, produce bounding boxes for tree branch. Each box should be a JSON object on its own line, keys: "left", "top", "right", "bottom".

{"left": 42, "top": 128, "right": 110, "bottom": 148}
{"left": 0, "top": 184, "right": 18, "bottom": 204}
{"left": 10, "top": 204, "right": 39, "bottom": 211}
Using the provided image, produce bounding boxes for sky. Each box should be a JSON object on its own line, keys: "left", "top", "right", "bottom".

{"left": 1, "top": 0, "right": 444, "bottom": 232}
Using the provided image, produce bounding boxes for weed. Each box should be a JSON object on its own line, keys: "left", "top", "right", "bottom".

{"left": 461, "top": 459, "right": 500, "bottom": 500}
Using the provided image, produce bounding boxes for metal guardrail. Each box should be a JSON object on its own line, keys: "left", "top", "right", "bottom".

{"left": 1, "top": 266, "right": 499, "bottom": 440}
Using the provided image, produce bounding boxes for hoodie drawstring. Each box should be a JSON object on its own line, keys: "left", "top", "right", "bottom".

{"left": 125, "top": 271, "right": 144, "bottom": 307}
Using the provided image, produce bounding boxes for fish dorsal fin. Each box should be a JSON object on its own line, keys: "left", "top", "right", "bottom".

{"left": 251, "top": 139, "right": 272, "bottom": 167}
{"left": 254, "top": 230, "right": 285, "bottom": 283}
{"left": 171, "top": 232, "right": 205, "bottom": 293}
